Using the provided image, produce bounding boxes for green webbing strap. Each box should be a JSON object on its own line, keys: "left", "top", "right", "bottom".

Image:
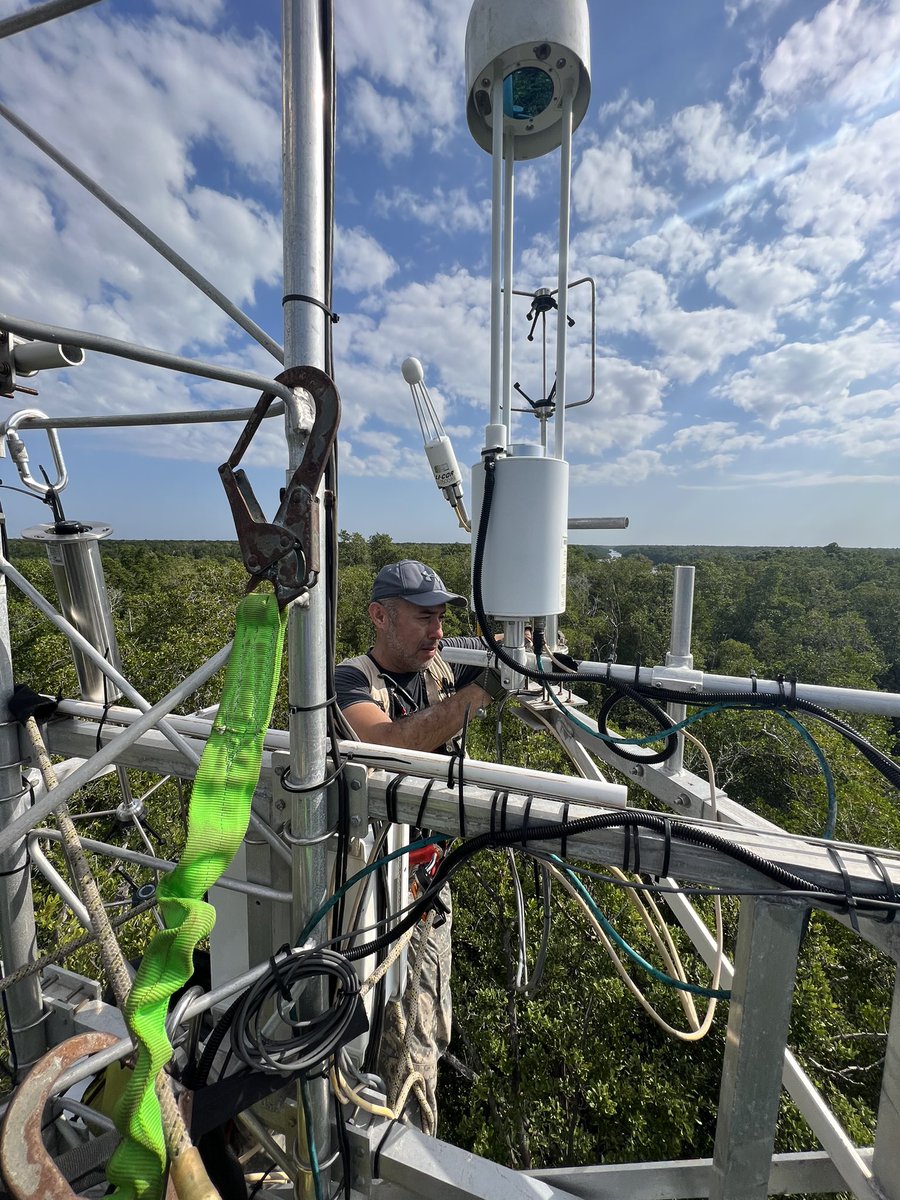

{"left": 106, "top": 593, "right": 287, "bottom": 1200}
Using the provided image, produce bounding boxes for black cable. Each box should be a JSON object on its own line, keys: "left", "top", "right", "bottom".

{"left": 230, "top": 947, "right": 362, "bottom": 1075}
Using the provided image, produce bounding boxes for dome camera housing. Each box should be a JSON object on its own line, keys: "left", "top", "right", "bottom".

{"left": 465, "top": 0, "right": 591, "bottom": 161}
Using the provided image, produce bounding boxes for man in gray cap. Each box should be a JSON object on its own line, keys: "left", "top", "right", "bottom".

{"left": 335, "top": 560, "right": 503, "bottom": 1133}
{"left": 335, "top": 558, "right": 503, "bottom": 753}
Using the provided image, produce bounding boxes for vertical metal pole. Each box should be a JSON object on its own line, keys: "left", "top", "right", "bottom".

{"left": 553, "top": 90, "right": 574, "bottom": 463}
{"left": 664, "top": 565, "right": 695, "bottom": 775}
{"left": 501, "top": 130, "right": 515, "bottom": 440}
{"left": 0, "top": 564, "right": 47, "bottom": 1073}
{"left": 710, "top": 897, "right": 806, "bottom": 1200}
{"left": 873, "top": 961, "right": 900, "bottom": 1200}
{"left": 283, "top": 1, "right": 331, "bottom": 1193}
{"left": 488, "top": 74, "right": 504, "bottom": 432}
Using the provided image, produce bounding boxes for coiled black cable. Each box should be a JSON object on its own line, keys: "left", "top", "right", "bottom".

{"left": 230, "top": 947, "right": 362, "bottom": 1075}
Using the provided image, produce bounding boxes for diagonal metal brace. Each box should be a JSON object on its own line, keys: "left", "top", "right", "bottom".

{"left": 219, "top": 365, "right": 340, "bottom": 608}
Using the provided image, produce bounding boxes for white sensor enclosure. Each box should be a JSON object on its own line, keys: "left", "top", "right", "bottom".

{"left": 466, "top": 0, "right": 591, "bottom": 160}
{"left": 425, "top": 436, "right": 463, "bottom": 490}
{"left": 470, "top": 449, "right": 568, "bottom": 617}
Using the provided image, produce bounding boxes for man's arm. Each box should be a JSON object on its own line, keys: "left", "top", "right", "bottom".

{"left": 342, "top": 681, "right": 491, "bottom": 752}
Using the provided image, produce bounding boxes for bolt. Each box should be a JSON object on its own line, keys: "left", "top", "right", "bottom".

{"left": 350, "top": 779, "right": 362, "bottom": 791}
{"left": 631, "top": 765, "right": 644, "bottom": 778}
{"left": 675, "top": 793, "right": 692, "bottom": 807}
{"left": 350, "top": 814, "right": 361, "bottom": 826}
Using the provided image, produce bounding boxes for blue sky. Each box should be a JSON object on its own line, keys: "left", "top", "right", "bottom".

{"left": 0, "top": 0, "right": 898, "bottom": 547}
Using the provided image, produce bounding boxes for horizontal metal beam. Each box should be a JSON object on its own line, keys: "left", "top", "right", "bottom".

{"left": 528, "top": 1148, "right": 874, "bottom": 1198}
{"left": 0, "top": 311, "right": 295, "bottom": 407}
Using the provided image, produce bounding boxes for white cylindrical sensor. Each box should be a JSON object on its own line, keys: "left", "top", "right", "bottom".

{"left": 425, "top": 435, "right": 463, "bottom": 489}
{"left": 470, "top": 451, "right": 568, "bottom": 617}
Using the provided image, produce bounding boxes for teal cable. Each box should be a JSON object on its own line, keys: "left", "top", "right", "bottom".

{"left": 296, "top": 836, "right": 445, "bottom": 945}
{"left": 545, "top": 852, "right": 731, "bottom": 1000}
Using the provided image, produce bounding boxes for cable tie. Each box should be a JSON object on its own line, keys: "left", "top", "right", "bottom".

{"left": 826, "top": 845, "right": 860, "bottom": 933}
{"left": 415, "top": 779, "right": 434, "bottom": 831}
{"left": 789, "top": 674, "right": 798, "bottom": 704}
{"left": 560, "top": 801, "right": 570, "bottom": 860}
{"left": 385, "top": 774, "right": 406, "bottom": 825}
{"left": 489, "top": 789, "right": 500, "bottom": 839}
{"left": 282, "top": 827, "right": 335, "bottom": 846}
{"left": 500, "top": 791, "right": 509, "bottom": 833}
{"left": 0, "top": 856, "right": 30, "bottom": 879}
{"left": 864, "top": 851, "right": 897, "bottom": 923}
{"left": 631, "top": 824, "right": 641, "bottom": 876}
{"left": 278, "top": 762, "right": 346, "bottom": 794}
{"left": 457, "top": 706, "right": 471, "bottom": 837}
{"left": 633, "top": 654, "right": 642, "bottom": 687}
{"left": 622, "top": 818, "right": 633, "bottom": 874}
{"left": 605, "top": 660, "right": 613, "bottom": 683}
{"left": 282, "top": 293, "right": 340, "bottom": 323}
{"left": 269, "top": 952, "right": 294, "bottom": 1005}
{"left": 372, "top": 1117, "right": 401, "bottom": 1179}
{"left": 659, "top": 817, "right": 672, "bottom": 880}
{"left": 520, "top": 796, "right": 532, "bottom": 848}
{"left": 750, "top": 670, "right": 758, "bottom": 695}
{"left": 95, "top": 699, "right": 113, "bottom": 753}
{"left": 290, "top": 696, "right": 336, "bottom": 714}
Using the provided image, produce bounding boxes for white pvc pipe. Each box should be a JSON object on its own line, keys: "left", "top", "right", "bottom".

{"left": 553, "top": 91, "right": 574, "bottom": 462}
{"left": 489, "top": 74, "right": 505, "bottom": 429}
{"left": 502, "top": 129, "right": 515, "bottom": 438}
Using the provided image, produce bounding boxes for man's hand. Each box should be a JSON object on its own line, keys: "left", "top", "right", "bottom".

{"left": 477, "top": 666, "right": 506, "bottom": 702}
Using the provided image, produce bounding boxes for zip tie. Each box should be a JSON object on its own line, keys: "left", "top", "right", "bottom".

{"left": 372, "top": 1117, "right": 401, "bottom": 1177}
{"left": 290, "top": 695, "right": 336, "bottom": 714}
{"left": 282, "top": 292, "right": 340, "bottom": 323}
{"left": 385, "top": 774, "right": 407, "bottom": 825}
{"left": 659, "top": 817, "right": 672, "bottom": 880}
{"left": 269, "top": 951, "right": 294, "bottom": 1005}
{"left": 520, "top": 796, "right": 532, "bottom": 848}
{"left": 560, "top": 801, "right": 570, "bottom": 860}
{"left": 864, "top": 851, "right": 897, "bottom": 923}
{"left": 500, "top": 791, "right": 510, "bottom": 834}
{"left": 826, "top": 845, "right": 860, "bottom": 933}
{"left": 415, "top": 779, "right": 434, "bottom": 830}
{"left": 489, "top": 789, "right": 500, "bottom": 839}
{"left": 278, "top": 761, "right": 346, "bottom": 793}
{"left": 0, "top": 856, "right": 30, "bottom": 878}
{"left": 283, "top": 827, "right": 335, "bottom": 847}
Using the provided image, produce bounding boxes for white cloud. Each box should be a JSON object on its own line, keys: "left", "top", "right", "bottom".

{"left": 629, "top": 217, "right": 720, "bottom": 278}
{"left": 760, "top": 0, "right": 900, "bottom": 117}
{"left": 374, "top": 186, "right": 490, "bottom": 234}
{"left": 571, "top": 449, "right": 668, "bottom": 485}
{"left": 671, "top": 102, "right": 766, "bottom": 185}
{"left": 573, "top": 139, "right": 672, "bottom": 227}
{"left": 706, "top": 243, "right": 817, "bottom": 312}
{"left": 151, "top": 0, "right": 225, "bottom": 30}
{"left": 335, "top": 0, "right": 467, "bottom": 160}
{"left": 717, "top": 321, "right": 900, "bottom": 425}
{"left": 334, "top": 226, "right": 398, "bottom": 293}
{"left": 726, "top": 0, "right": 790, "bottom": 25}
{"left": 774, "top": 113, "right": 900, "bottom": 241}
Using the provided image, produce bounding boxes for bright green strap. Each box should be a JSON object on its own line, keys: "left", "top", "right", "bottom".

{"left": 107, "top": 593, "right": 287, "bottom": 1200}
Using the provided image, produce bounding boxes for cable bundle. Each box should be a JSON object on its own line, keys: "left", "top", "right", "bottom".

{"left": 230, "top": 947, "right": 363, "bottom": 1076}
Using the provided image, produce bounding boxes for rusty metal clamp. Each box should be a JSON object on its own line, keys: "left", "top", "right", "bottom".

{"left": 219, "top": 365, "right": 340, "bottom": 608}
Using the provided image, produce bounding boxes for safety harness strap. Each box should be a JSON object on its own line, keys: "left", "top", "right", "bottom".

{"left": 106, "top": 593, "right": 286, "bottom": 1200}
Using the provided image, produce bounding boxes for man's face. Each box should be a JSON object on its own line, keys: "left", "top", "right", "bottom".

{"left": 371, "top": 598, "right": 446, "bottom": 673}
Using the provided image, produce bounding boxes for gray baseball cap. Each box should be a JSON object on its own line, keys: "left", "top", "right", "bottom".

{"left": 370, "top": 560, "right": 467, "bottom": 607}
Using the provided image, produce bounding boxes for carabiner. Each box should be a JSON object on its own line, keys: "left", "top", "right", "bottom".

{"left": 220, "top": 365, "right": 341, "bottom": 607}
{"left": 1, "top": 408, "right": 68, "bottom": 497}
